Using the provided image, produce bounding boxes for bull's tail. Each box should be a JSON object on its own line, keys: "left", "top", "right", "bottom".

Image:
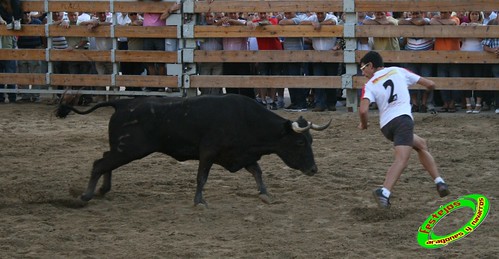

{"left": 55, "top": 101, "right": 117, "bottom": 118}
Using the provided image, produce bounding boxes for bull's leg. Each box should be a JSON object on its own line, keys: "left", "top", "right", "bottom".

{"left": 245, "top": 162, "right": 271, "bottom": 204}
{"left": 194, "top": 160, "right": 213, "bottom": 207}
{"left": 80, "top": 151, "right": 136, "bottom": 202}
{"left": 98, "top": 171, "right": 112, "bottom": 196}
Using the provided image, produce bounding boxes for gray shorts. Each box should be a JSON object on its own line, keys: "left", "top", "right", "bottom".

{"left": 380, "top": 115, "right": 414, "bottom": 146}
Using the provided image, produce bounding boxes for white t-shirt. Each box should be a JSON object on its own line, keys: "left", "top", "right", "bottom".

{"left": 361, "top": 67, "right": 420, "bottom": 128}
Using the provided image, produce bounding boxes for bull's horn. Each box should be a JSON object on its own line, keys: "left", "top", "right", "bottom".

{"left": 310, "top": 118, "right": 332, "bottom": 131}
{"left": 292, "top": 121, "right": 311, "bottom": 133}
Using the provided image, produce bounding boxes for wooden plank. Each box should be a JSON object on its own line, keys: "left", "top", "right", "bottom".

{"left": 49, "top": 24, "right": 110, "bottom": 37}
{"left": 355, "top": 0, "right": 498, "bottom": 12}
{"left": 355, "top": 50, "right": 499, "bottom": 64}
{"left": 115, "top": 50, "right": 178, "bottom": 63}
{"left": 0, "top": 49, "right": 45, "bottom": 61}
{"left": 0, "top": 73, "right": 46, "bottom": 85}
{"left": 357, "top": 25, "right": 499, "bottom": 38}
{"left": 0, "top": 25, "right": 45, "bottom": 37}
{"left": 353, "top": 76, "right": 499, "bottom": 91}
{"left": 194, "top": 50, "right": 343, "bottom": 63}
{"left": 190, "top": 75, "right": 343, "bottom": 88}
{"left": 22, "top": 0, "right": 174, "bottom": 13}
{"left": 195, "top": 0, "right": 343, "bottom": 13}
{"left": 116, "top": 75, "right": 178, "bottom": 88}
{"left": 50, "top": 50, "right": 111, "bottom": 62}
{"left": 195, "top": 25, "right": 343, "bottom": 38}
{"left": 50, "top": 74, "right": 111, "bottom": 87}
{"left": 115, "top": 25, "right": 177, "bottom": 39}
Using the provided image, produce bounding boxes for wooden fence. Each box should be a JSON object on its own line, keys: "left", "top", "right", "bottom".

{"left": 0, "top": 0, "right": 498, "bottom": 109}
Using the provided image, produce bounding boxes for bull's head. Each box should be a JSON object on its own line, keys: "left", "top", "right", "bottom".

{"left": 278, "top": 116, "right": 331, "bottom": 176}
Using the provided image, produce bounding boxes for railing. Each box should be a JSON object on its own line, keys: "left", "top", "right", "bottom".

{"left": 0, "top": 0, "right": 498, "bottom": 109}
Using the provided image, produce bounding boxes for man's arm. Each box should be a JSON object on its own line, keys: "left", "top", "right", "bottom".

{"left": 417, "top": 77, "right": 436, "bottom": 91}
{"left": 358, "top": 98, "right": 370, "bottom": 130}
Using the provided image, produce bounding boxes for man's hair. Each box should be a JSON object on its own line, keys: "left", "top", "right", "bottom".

{"left": 360, "top": 51, "right": 384, "bottom": 68}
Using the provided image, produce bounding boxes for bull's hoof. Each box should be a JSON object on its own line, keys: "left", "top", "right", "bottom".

{"left": 194, "top": 203, "right": 208, "bottom": 210}
{"left": 259, "top": 193, "right": 273, "bottom": 204}
{"left": 79, "top": 193, "right": 93, "bottom": 202}
{"left": 194, "top": 199, "right": 208, "bottom": 209}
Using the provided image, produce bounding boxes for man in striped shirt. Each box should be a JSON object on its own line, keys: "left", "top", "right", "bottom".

{"left": 399, "top": 11, "right": 434, "bottom": 113}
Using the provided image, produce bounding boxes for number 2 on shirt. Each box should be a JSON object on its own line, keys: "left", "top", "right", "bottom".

{"left": 383, "top": 79, "right": 397, "bottom": 103}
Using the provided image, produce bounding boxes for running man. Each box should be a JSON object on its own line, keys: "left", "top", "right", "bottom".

{"left": 358, "top": 51, "right": 450, "bottom": 208}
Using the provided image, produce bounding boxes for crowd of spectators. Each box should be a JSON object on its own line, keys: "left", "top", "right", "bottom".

{"left": 0, "top": 6, "right": 498, "bottom": 114}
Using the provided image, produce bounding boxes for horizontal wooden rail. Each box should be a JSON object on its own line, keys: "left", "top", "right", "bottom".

{"left": 357, "top": 25, "right": 499, "bottom": 38}
{"left": 194, "top": 50, "right": 343, "bottom": 63}
{"left": 195, "top": 25, "right": 343, "bottom": 38}
{"left": 0, "top": 49, "right": 178, "bottom": 63}
{"left": 4, "top": 24, "right": 499, "bottom": 40}
{"left": 21, "top": 0, "right": 498, "bottom": 14}
{"left": 0, "top": 74, "right": 178, "bottom": 88}
{"left": 22, "top": 0, "right": 174, "bottom": 13}
{"left": 190, "top": 75, "right": 343, "bottom": 88}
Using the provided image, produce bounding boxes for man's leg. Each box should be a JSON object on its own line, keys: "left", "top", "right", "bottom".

{"left": 382, "top": 145, "right": 412, "bottom": 191}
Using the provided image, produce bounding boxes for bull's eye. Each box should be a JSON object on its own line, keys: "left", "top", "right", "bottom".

{"left": 296, "top": 139, "right": 305, "bottom": 146}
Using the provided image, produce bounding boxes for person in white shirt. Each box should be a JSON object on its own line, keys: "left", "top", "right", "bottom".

{"left": 358, "top": 51, "right": 450, "bottom": 209}
{"left": 300, "top": 12, "right": 339, "bottom": 112}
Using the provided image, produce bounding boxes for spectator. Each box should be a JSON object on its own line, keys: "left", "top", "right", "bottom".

{"left": 399, "top": 11, "right": 434, "bottom": 113}
{"left": 0, "top": 0, "right": 22, "bottom": 30}
{"left": 482, "top": 18, "right": 499, "bottom": 114}
{"left": 142, "top": 1, "right": 181, "bottom": 91}
{"left": 16, "top": 12, "right": 43, "bottom": 102}
{"left": 0, "top": 35, "right": 17, "bottom": 103}
{"left": 279, "top": 11, "right": 308, "bottom": 111}
{"left": 300, "top": 11, "right": 339, "bottom": 112}
{"left": 50, "top": 11, "right": 70, "bottom": 101}
{"left": 65, "top": 11, "right": 92, "bottom": 105}
{"left": 123, "top": 12, "right": 145, "bottom": 92}
{"left": 248, "top": 12, "right": 283, "bottom": 110}
{"left": 461, "top": 11, "right": 485, "bottom": 113}
{"left": 197, "top": 12, "right": 223, "bottom": 95}
{"left": 430, "top": 11, "right": 461, "bottom": 112}
{"left": 363, "top": 11, "right": 400, "bottom": 52}
{"left": 218, "top": 12, "right": 254, "bottom": 99}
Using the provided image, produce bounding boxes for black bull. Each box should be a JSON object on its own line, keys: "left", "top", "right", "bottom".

{"left": 56, "top": 94, "right": 331, "bottom": 206}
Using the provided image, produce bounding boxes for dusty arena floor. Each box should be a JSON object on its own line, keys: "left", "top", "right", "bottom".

{"left": 0, "top": 101, "right": 498, "bottom": 258}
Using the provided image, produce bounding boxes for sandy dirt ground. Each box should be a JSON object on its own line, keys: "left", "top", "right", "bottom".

{"left": 0, "top": 100, "right": 498, "bottom": 258}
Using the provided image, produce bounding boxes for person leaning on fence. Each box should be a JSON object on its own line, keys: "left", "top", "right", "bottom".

{"left": 300, "top": 11, "right": 340, "bottom": 112}
{"left": 482, "top": 18, "right": 499, "bottom": 114}
{"left": 142, "top": 1, "right": 181, "bottom": 91}
{"left": 398, "top": 11, "right": 435, "bottom": 113}
{"left": 430, "top": 11, "right": 461, "bottom": 113}
{"left": 357, "top": 50, "right": 450, "bottom": 209}
{"left": 279, "top": 11, "right": 308, "bottom": 112}
{"left": 0, "top": 35, "right": 17, "bottom": 103}
{"left": 0, "top": 0, "right": 22, "bottom": 30}
{"left": 362, "top": 12, "right": 400, "bottom": 52}
{"left": 197, "top": 12, "right": 223, "bottom": 95}
{"left": 460, "top": 11, "right": 486, "bottom": 114}
{"left": 62, "top": 11, "right": 93, "bottom": 105}
{"left": 16, "top": 12, "right": 43, "bottom": 102}
{"left": 123, "top": 12, "right": 145, "bottom": 92}
{"left": 218, "top": 12, "right": 255, "bottom": 99}
{"left": 247, "top": 12, "right": 284, "bottom": 110}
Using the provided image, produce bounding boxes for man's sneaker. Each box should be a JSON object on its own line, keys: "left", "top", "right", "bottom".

{"left": 436, "top": 182, "right": 450, "bottom": 197}
{"left": 14, "top": 20, "right": 21, "bottom": 30}
{"left": 268, "top": 102, "right": 278, "bottom": 110}
{"left": 372, "top": 188, "right": 391, "bottom": 208}
{"left": 495, "top": 108, "right": 499, "bottom": 114}
{"left": 284, "top": 104, "right": 307, "bottom": 112}
{"left": 6, "top": 22, "right": 13, "bottom": 30}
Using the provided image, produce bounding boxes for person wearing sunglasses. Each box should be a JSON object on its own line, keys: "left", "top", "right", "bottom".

{"left": 358, "top": 51, "right": 450, "bottom": 209}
